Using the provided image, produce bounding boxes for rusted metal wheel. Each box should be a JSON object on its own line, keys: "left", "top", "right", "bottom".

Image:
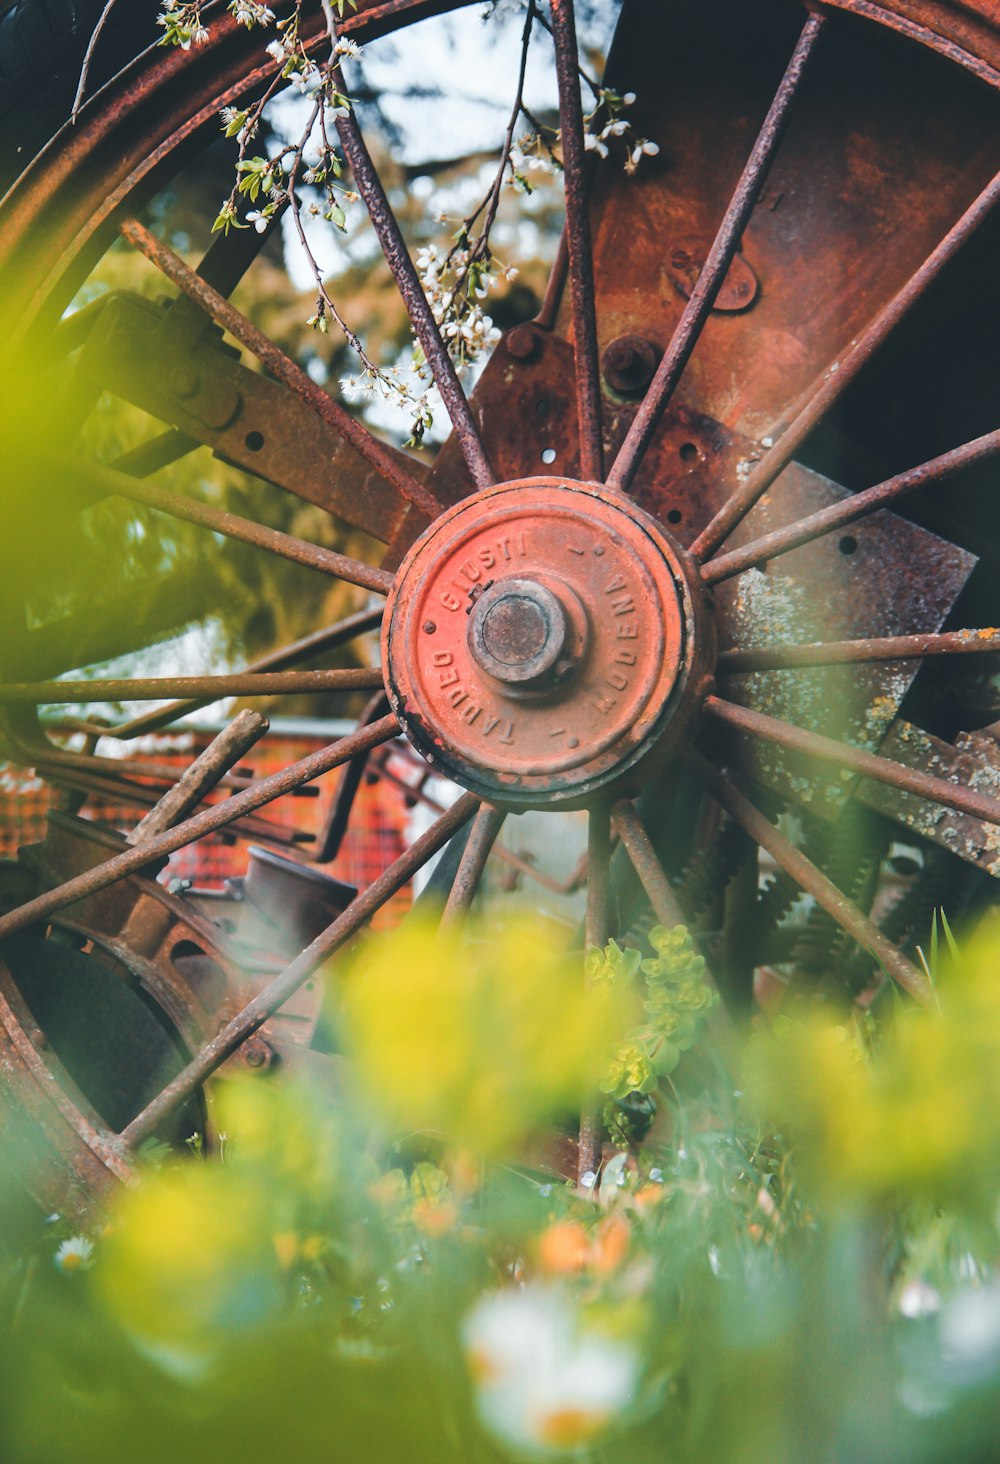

{"left": 1, "top": 0, "right": 1000, "bottom": 1215}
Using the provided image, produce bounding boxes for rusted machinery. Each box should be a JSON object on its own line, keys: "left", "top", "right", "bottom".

{"left": 1, "top": 0, "right": 999, "bottom": 1212}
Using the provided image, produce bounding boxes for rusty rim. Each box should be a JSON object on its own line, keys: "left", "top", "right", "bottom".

{"left": 1, "top": 0, "right": 1000, "bottom": 1208}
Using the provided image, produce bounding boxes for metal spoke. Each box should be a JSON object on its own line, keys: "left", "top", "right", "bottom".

{"left": 49, "top": 450, "right": 395, "bottom": 596}
{"left": 0, "top": 714, "right": 400, "bottom": 943}
{"left": 691, "top": 164, "right": 1000, "bottom": 561}
{"left": 688, "top": 752, "right": 929, "bottom": 1004}
{"left": 178, "top": 201, "right": 281, "bottom": 301}
{"left": 550, "top": 0, "right": 604, "bottom": 481}
{"left": 702, "top": 427, "right": 1000, "bottom": 585}
{"left": 310, "top": 691, "right": 389, "bottom": 863}
{"left": 536, "top": 226, "right": 569, "bottom": 333}
{"left": 126, "top": 708, "right": 266, "bottom": 844}
{"left": 332, "top": 79, "right": 495, "bottom": 491}
{"left": 4, "top": 737, "right": 290, "bottom": 799}
{"left": 83, "top": 606, "right": 385, "bottom": 740}
{"left": 607, "top": 11, "right": 825, "bottom": 494}
{"left": 704, "top": 695, "right": 1000, "bottom": 829}
{"left": 0, "top": 669, "right": 385, "bottom": 705}
{"left": 119, "top": 218, "right": 445, "bottom": 523}
{"left": 719, "top": 629, "right": 1000, "bottom": 675}
{"left": 610, "top": 799, "right": 686, "bottom": 927}
{"left": 117, "top": 790, "right": 479, "bottom": 1150}
{"left": 579, "top": 801, "right": 611, "bottom": 1186}
{"left": 364, "top": 744, "right": 590, "bottom": 894}
{"left": 28, "top": 766, "right": 311, "bottom": 850}
{"left": 441, "top": 802, "right": 505, "bottom": 924}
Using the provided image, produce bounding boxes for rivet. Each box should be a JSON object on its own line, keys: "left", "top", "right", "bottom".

{"left": 505, "top": 325, "right": 541, "bottom": 362}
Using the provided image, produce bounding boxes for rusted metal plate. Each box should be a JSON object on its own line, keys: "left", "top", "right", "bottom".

{"left": 77, "top": 291, "right": 416, "bottom": 544}
{"left": 714, "top": 461, "right": 976, "bottom": 812}
{"left": 584, "top": 0, "right": 1000, "bottom": 450}
{"left": 857, "top": 719, "right": 1000, "bottom": 873}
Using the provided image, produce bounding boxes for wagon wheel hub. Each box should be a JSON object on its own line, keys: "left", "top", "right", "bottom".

{"left": 383, "top": 477, "right": 716, "bottom": 808}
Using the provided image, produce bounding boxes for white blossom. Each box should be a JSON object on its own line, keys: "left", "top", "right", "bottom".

{"left": 231, "top": 1, "right": 274, "bottom": 25}
{"left": 899, "top": 1279, "right": 942, "bottom": 1319}
{"left": 464, "top": 1286, "right": 640, "bottom": 1454}
{"left": 55, "top": 1236, "right": 95, "bottom": 1274}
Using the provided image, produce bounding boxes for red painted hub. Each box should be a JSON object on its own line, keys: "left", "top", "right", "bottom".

{"left": 383, "top": 478, "right": 716, "bottom": 807}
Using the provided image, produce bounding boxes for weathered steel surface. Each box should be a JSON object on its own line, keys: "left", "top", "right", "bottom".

{"left": 0, "top": 670, "right": 384, "bottom": 704}
{"left": 607, "top": 10, "right": 826, "bottom": 494}
{"left": 856, "top": 719, "right": 1000, "bottom": 875}
{"left": 78, "top": 291, "right": 421, "bottom": 545}
{"left": 705, "top": 695, "right": 1000, "bottom": 829}
{"left": 332, "top": 77, "right": 494, "bottom": 493}
{"left": 121, "top": 218, "right": 444, "bottom": 525}
{"left": 719, "top": 629, "right": 1000, "bottom": 673}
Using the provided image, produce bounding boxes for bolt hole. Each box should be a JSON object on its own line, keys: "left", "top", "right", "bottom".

{"left": 541, "top": 448, "right": 557, "bottom": 465}
{"left": 245, "top": 430, "right": 265, "bottom": 452}
{"left": 679, "top": 442, "right": 698, "bottom": 463}
{"left": 667, "top": 508, "right": 683, "bottom": 525}
{"left": 838, "top": 535, "right": 858, "bottom": 556}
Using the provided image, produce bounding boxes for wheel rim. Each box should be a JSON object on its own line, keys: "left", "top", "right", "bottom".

{"left": 1, "top": 0, "right": 1000, "bottom": 1213}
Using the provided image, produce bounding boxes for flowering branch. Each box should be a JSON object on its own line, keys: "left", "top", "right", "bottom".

{"left": 151, "top": 0, "right": 658, "bottom": 445}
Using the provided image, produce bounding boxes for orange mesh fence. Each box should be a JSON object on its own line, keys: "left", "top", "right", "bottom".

{"left": 0, "top": 727, "right": 414, "bottom": 928}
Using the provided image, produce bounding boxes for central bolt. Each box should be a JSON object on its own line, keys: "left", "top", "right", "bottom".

{"left": 468, "top": 577, "right": 569, "bottom": 687}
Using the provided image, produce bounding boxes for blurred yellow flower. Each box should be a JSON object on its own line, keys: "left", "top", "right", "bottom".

{"left": 98, "top": 1162, "right": 285, "bottom": 1377}
{"left": 744, "top": 926, "right": 1000, "bottom": 1210}
{"left": 339, "top": 915, "right": 629, "bottom": 1157}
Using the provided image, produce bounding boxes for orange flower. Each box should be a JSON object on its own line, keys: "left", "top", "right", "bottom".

{"left": 632, "top": 1185, "right": 664, "bottom": 1212}
{"left": 538, "top": 1221, "right": 590, "bottom": 1276}
{"left": 412, "top": 1197, "right": 458, "bottom": 1237}
{"left": 272, "top": 1231, "right": 299, "bottom": 1269}
{"left": 591, "top": 1214, "right": 630, "bottom": 1274}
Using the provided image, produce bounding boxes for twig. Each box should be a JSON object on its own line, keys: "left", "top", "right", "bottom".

{"left": 71, "top": 0, "right": 122, "bottom": 123}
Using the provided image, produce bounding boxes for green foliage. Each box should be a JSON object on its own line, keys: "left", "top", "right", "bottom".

{"left": 7, "top": 920, "right": 1000, "bottom": 1462}
{"left": 591, "top": 928, "right": 718, "bottom": 1144}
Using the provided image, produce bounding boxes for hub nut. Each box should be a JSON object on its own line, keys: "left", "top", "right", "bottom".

{"left": 468, "top": 578, "right": 571, "bottom": 688}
